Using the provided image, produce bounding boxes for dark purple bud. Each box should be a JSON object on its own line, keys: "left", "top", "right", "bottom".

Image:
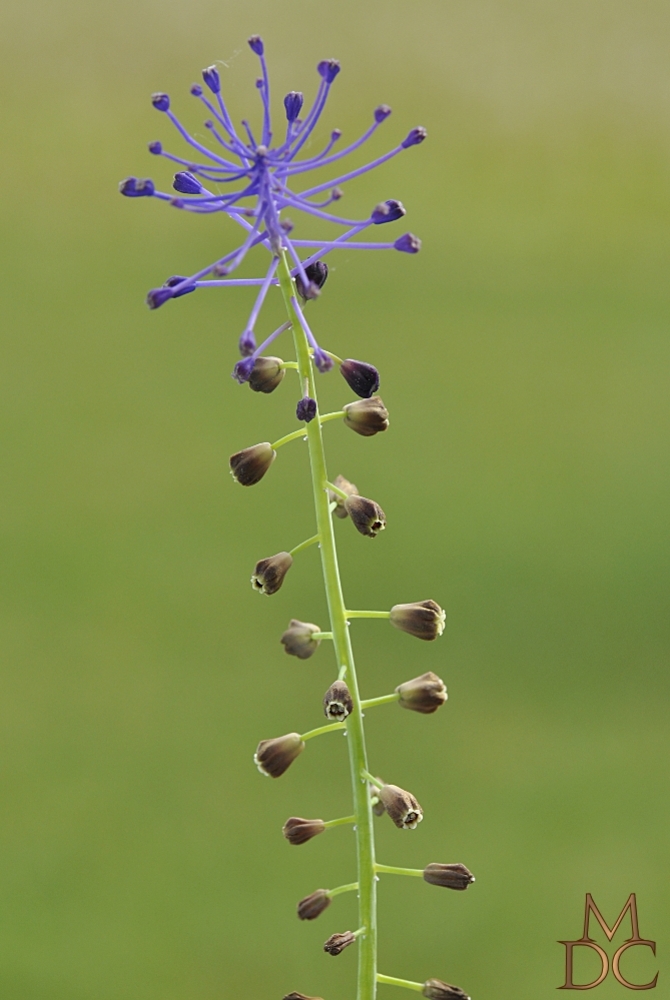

{"left": 164, "top": 275, "right": 196, "bottom": 298}
{"left": 119, "top": 177, "right": 155, "bottom": 198}
{"left": 146, "top": 287, "right": 174, "bottom": 310}
{"left": 296, "top": 397, "right": 317, "bottom": 422}
{"left": 374, "top": 104, "right": 392, "bottom": 123}
{"left": 394, "top": 233, "right": 422, "bottom": 254}
{"left": 297, "top": 889, "right": 331, "bottom": 921}
{"left": 148, "top": 141, "right": 162, "bottom": 155}
{"left": 323, "top": 931, "right": 356, "bottom": 956}
{"left": 340, "top": 359, "right": 380, "bottom": 398}
{"left": 232, "top": 357, "right": 255, "bottom": 384}
{"left": 248, "top": 35, "right": 264, "bottom": 55}
{"left": 284, "top": 91, "right": 304, "bottom": 122}
{"left": 202, "top": 65, "right": 220, "bottom": 94}
{"left": 317, "top": 59, "right": 341, "bottom": 83}
{"left": 151, "top": 92, "right": 170, "bottom": 112}
{"left": 423, "top": 863, "right": 475, "bottom": 891}
{"left": 296, "top": 261, "right": 329, "bottom": 301}
{"left": 190, "top": 83, "right": 203, "bottom": 97}
{"left": 255, "top": 78, "right": 263, "bottom": 89}
{"left": 313, "top": 348, "right": 333, "bottom": 373}
{"left": 282, "top": 816, "right": 326, "bottom": 845}
{"left": 239, "top": 330, "right": 257, "bottom": 357}
{"left": 402, "top": 126, "right": 427, "bottom": 148}
{"left": 422, "top": 980, "right": 470, "bottom": 1000}
{"left": 371, "top": 199, "right": 406, "bottom": 225}
{"left": 173, "top": 171, "right": 202, "bottom": 194}
{"left": 254, "top": 731, "right": 304, "bottom": 776}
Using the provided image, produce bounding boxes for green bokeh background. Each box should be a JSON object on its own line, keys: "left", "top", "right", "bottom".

{"left": 2, "top": 2, "right": 668, "bottom": 998}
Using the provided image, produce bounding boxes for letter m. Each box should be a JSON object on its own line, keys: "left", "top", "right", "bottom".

{"left": 581, "top": 893, "right": 642, "bottom": 943}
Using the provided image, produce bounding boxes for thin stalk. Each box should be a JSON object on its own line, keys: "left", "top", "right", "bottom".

{"left": 319, "top": 409, "right": 345, "bottom": 424}
{"left": 323, "top": 814, "right": 356, "bottom": 829}
{"left": 346, "top": 610, "right": 391, "bottom": 619}
{"left": 361, "top": 693, "right": 399, "bottom": 710}
{"left": 301, "top": 721, "right": 345, "bottom": 741}
{"left": 377, "top": 974, "right": 423, "bottom": 993}
{"left": 277, "top": 250, "right": 377, "bottom": 1000}
{"left": 375, "top": 864, "right": 423, "bottom": 878}
{"left": 272, "top": 427, "right": 307, "bottom": 449}
{"left": 328, "top": 881, "right": 359, "bottom": 898}
{"left": 289, "top": 533, "right": 320, "bottom": 556}
{"left": 312, "top": 631, "right": 333, "bottom": 640}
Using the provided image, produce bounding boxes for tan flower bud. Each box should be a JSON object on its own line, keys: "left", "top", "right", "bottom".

{"left": 390, "top": 600, "right": 446, "bottom": 640}
{"left": 344, "top": 495, "right": 386, "bottom": 537}
{"left": 323, "top": 930, "right": 356, "bottom": 955}
{"left": 297, "top": 889, "right": 331, "bottom": 920}
{"left": 229, "top": 441, "right": 276, "bottom": 486}
{"left": 251, "top": 552, "right": 293, "bottom": 595}
{"left": 282, "top": 816, "right": 326, "bottom": 845}
{"left": 396, "top": 671, "right": 447, "bottom": 713}
{"left": 248, "top": 356, "right": 285, "bottom": 393}
{"left": 280, "top": 620, "right": 322, "bottom": 659}
{"left": 328, "top": 474, "right": 359, "bottom": 519}
{"left": 423, "top": 863, "right": 475, "bottom": 890}
{"left": 254, "top": 732, "right": 305, "bottom": 778}
{"left": 422, "top": 980, "right": 470, "bottom": 1000}
{"left": 323, "top": 679, "right": 353, "bottom": 721}
{"left": 378, "top": 783, "right": 423, "bottom": 829}
{"left": 343, "top": 396, "right": 389, "bottom": 436}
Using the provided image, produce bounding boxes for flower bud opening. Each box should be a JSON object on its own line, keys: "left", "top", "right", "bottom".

{"left": 371, "top": 200, "right": 406, "bottom": 225}
{"left": 378, "top": 783, "right": 423, "bottom": 830}
{"left": 323, "top": 680, "right": 353, "bottom": 721}
{"left": 396, "top": 671, "right": 447, "bottom": 713}
{"left": 151, "top": 93, "right": 170, "bottom": 112}
{"left": 390, "top": 601, "right": 446, "bottom": 641}
{"left": 282, "top": 817, "right": 326, "bottom": 845}
{"left": 344, "top": 495, "right": 386, "bottom": 538}
{"left": 230, "top": 442, "right": 276, "bottom": 486}
{"left": 280, "top": 620, "right": 321, "bottom": 660}
{"left": 317, "top": 59, "right": 341, "bottom": 84}
{"left": 402, "top": 126, "right": 427, "bottom": 148}
{"left": 251, "top": 552, "right": 293, "bottom": 595}
{"left": 343, "top": 396, "right": 389, "bottom": 437}
{"left": 423, "top": 863, "right": 475, "bottom": 890}
{"left": 254, "top": 732, "right": 304, "bottom": 778}
{"left": 297, "top": 888, "right": 331, "bottom": 920}
{"left": 202, "top": 65, "right": 221, "bottom": 94}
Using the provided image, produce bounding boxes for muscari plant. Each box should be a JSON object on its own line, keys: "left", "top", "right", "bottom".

{"left": 121, "top": 35, "right": 474, "bottom": 1000}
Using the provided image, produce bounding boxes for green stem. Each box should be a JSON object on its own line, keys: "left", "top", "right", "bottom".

{"left": 312, "top": 631, "right": 333, "bottom": 640}
{"left": 280, "top": 361, "right": 299, "bottom": 370}
{"left": 327, "top": 480, "right": 350, "bottom": 500}
{"left": 323, "top": 814, "right": 356, "bottom": 829}
{"left": 361, "top": 693, "right": 400, "bottom": 710}
{"left": 346, "top": 610, "right": 391, "bottom": 619}
{"left": 328, "top": 881, "right": 359, "bottom": 898}
{"left": 272, "top": 427, "right": 307, "bottom": 449}
{"left": 277, "top": 250, "right": 377, "bottom": 1000}
{"left": 375, "top": 864, "right": 423, "bottom": 878}
{"left": 289, "top": 533, "right": 320, "bottom": 557}
{"left": 319, "top": 409, "right": 345, "bottom": 425}
{"left": 362, "top": 770, "right": 384, "bottom": 790}
{"left": 377, "top": 974, "right": 423, "bottom": 993}
{"left": 301, "top": 721, "right": 345, "bottom": 741}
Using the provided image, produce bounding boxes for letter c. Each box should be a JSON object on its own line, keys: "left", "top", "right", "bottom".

{"left": 558, "top": 940, "right": 609, "bottom": 989}
{"left": 612, "top": 939, "right": 658, "bottom": 990}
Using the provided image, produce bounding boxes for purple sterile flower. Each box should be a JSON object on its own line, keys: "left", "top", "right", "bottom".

{"left": 122, "top": 37, "right": 425, "bottom": 368}
{"left": 296, "top": 397, "right": 317, "bottom": 422}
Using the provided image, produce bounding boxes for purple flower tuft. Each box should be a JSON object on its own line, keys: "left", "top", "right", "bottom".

{"left": 202, "top": 65, "right": 220, "bottom": 94}
{"left": 394, "top": 233, "right": 422, "bottom": 254}
{"left": 401, "top": 126, "right": 427, "bottom": 148}
{"left": 173, "top": 171, "right": 202, "bottom": 194}
{"left": 248, "top": 35, "right": 264, "bottom": 56}
{"left": 374, "top": 104, "right": 392, "bottom": 123}
{"left": 151, "top": 92, "right": 170, "bottom": 112}
{"left": 190, "top": 83, "right": 203, "bottom": 97}
{"left": 284, "top": 91, "right": 304, "bottom": 123}
{"left": 340, "top": 359, "right": 380, "bottom": 398}
{"left": 296, "top": 397, "right": 317, "bottom": 422}
{"left": 239, "top": 330, "right": 257, "bottom": 357}
{"left": 148, "top": 141, "right": 162, "bottom": 155}
{"left": 232, "top": 357, "right": 256, "bottom": 383}
{"left": 317, "top": 59, "right": 341, "bottom": 83}
{"left": 371, "top": 199, "right": 406, "bottom": 225}
{"left": 119, "top": 177, "right": 155, "bottom": 197}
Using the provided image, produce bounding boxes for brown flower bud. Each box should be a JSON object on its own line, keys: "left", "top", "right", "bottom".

{"left": 248, "top": 356, "right": 285, "bottom": 393}
{"left": 343, "top": 396, "right": 389, "bottom": 437}
{"left": 282, "top": 816, "right": 326, "bottom": 845}
{"left": 280, "top": 619, "right": 321, "bottom": 659}
{"left": 344, "top": 495, "right": 386, "bottom": 537}
{"left": 323, "top": 680, "right": 353, "bottom": 721}
{"left": 328, "top": 474, "right": 359, "bottom": 519}
{"left": 396, "top": 671, "right": 447, "bottom": 713}
{"left": 323, "top": 931, "right": 356, "bottom": 955}
{"left": 251, "top": 552, "right": 293, "bottom": 595}
{"left": 297, "top": 889, "right": 331, "bottom": 920}
{"left": 422, "top": 980, "right": 470, "bottom": 1000}
{"left": 254, "top": 732, "right": 305, "bottom": 778}
{"left": 229, "top": 441, "right": 276, "bottom": 485}
{"left": 390, "top": 600, "right": 446, "bottom": 640}
{"left": 283, "top": 994, "right": 324, "bottom": 1000}
{"left": 378, "top": 783, "right": 423, "bottom": 829}
{"left": 423, "top": 863, "right": 475, "bottom": 890}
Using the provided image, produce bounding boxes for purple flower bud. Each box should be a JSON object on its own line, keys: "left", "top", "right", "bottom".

{"left": 296, "top": 397, "right": 317, "bottom": 422}
{"left": 173, "top": 171, "right": 202, "bottom": 195}
{"left": 146, "top": 286, "right": 174, "bottom": 310}
{"left": 374, "top": 104, "right": 392, "bottom": 123}
{"left": 255, "top": 78, "right": 263, "bottom": 90}
{"left": 394, "top": 233, "right": 422, "bottom": 254}
{"left": 148, "top": 141, "right": 162, "bottom": 155}
{"left": 119, "top": 177, "right": 155, "bottom": 198}
{"left": 282, "top": 816, "right": 326, "bottom": 845}
{"left": 151, "top": 92, "right": 170, "bottom": 112}
{"left": 371, "top": 199, "right": 406, "bottom": 225}
{"left": 202, "top": 65, "right": 220, "bottom": 94}
{"left": 296, "top": 261, "right": 328, "bottom": 301}
{"left": 232, "top": 357, "right": 255, "bottom": 384}
{"left": 238, "top": 330, "right": 257, "bottom": 357}
{"left": 190, "top": 83, "right": 203, "bottom": 97}
{"left": 401, "top": 126, "right": 427, "bottom": 148}
{"left": 340, "top": 359, "right": 380, "bottom": 398}
{"left": 164, "top": 275, "right": 196, "bottom": 298}
{"left": 248, "top": 35, "right": 264, "bottom": 55}
{"left": 284, "top": 91, "right": 304, "bottom": 122}
{"left": 317, "top": 59, "right": 341, "bottom": 83}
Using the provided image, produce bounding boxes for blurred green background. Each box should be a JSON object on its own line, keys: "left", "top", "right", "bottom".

{"left": 1, "top": 1, "right": 668, "bottom": 997}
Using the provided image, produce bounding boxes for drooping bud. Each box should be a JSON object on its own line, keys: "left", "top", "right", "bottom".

{"left": 344, "top": 496, "right": 386, "bottom": 538}
{"left": 248, "top": 35, "right": 264, "bottom": 55}
{"left": 151, "top": 93, "right": 170, "bottom": 111}
{"left": 423, "top": 864, "right": 475, "bottom": 891}
{"left": 390, "top": 601, "right": 446, "bottom": 641}
{"left": 173, "top": 171, "right": 203, "bottom": 194}
{"left": 246, "top": 356, "right": 285, "bottom": 394}
{"left": 282, "top": 816, "right": 326, "bottom": 845}
{"left": 323, "top": 931, "right": 356, "bottom": 956}
{"left": 148, "top": 141, "right": 162, "bottom": 154}
{"left": 396, "top": 671, "right": 447, "bottom": 713}
{"left": 119, "top": 177, "right": 155, "bottom": 198}
{"left": 328, "top": 474, "right": 359, "bottom": 519}
{"left": 202, "top": 65, "right": 220, "bottom": 94}
{"left": 229, "top": 442, "right": 276, "bottom": 486}
{"left": 343, "top": 396, "right": 389, "bottom": 437}
{"left": 251, "top": 552, "right": 293, "bottom": 595}
{"left": 422, "top": 980, "right": 470, "bottom": 1000}
{"left": 296, "top": 261, "right": 329, "bottom": 301}
{"left": 378, "top": 783, "right": 423, "bottom": 830}
{"left": 296, "top": 397, "right": 317, "bottom": 422}
{"left": 297, "top": 889, "right": 331, "bottom": 920}
{"left": 283, "top": 994, "right": 324, "bottom": 1000}
{"left": 394, "top": 233, "right": 422, "bottom": 254}
{"left": 280, "top": 620, "right": 321, "bottom": 660}
{"left": 402, "top": 126, "right": 427, "bottom": 148}
{"left": 254, "top": 732, "right": 304, "bottom": 777}
{"left": 374, "top": 104, "right": 392, "bottom": 122}
{"left": 340, "top": 359, "right": 380, "bottom": 398}
{"left": 317, "top": 59, "right": 341, "bottom": 84}
{"left": 284, "top": 91, "right": 304, "bottom": 122}
{"left": 371, "top": 200, "right": 406, "bottom": 225}
{"left": 323, "top": 680, "right": 353, "bottom": 721}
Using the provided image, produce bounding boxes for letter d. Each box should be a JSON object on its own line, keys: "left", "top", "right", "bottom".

{"left": 558, "top": 940, "right": 609, "bottom": 989}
